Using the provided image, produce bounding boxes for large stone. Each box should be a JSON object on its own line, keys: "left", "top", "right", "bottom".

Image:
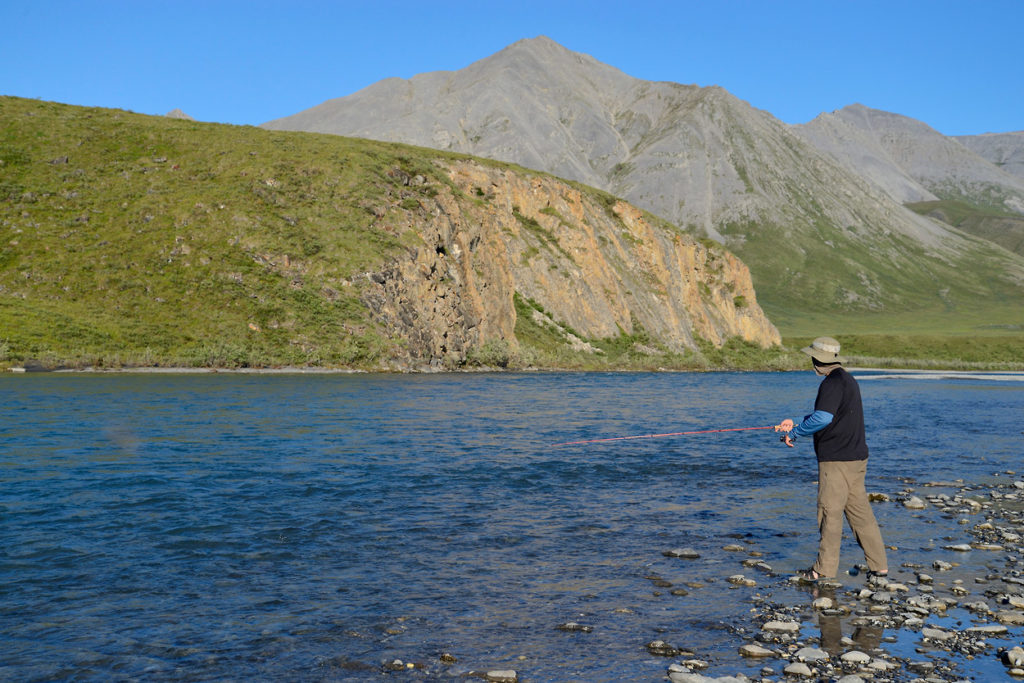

{"left": 794, "top": 647, "right": 829, "bottom": 662}
{"left": 1003, "top": 646, "right": 1024, "bottom": 667}
{"left": 740, "top": 643, "right": 775, "bottom": 658}
{"left": 784, "top": 661, "right": 813, "bottom": 677}
{"left": 762, "top": 620, "right": 800, "bottom": 634}
{"left": 841, "top": 650, "right": 871, "bottom": 663}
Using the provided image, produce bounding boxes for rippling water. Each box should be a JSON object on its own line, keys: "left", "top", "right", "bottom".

{"left": 2, "top": 371, "right": 1022, "bottom": 681}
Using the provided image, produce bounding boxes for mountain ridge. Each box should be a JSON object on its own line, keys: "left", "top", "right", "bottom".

{"left": 263, "top": 37, "right": 1024, "bottom": 330}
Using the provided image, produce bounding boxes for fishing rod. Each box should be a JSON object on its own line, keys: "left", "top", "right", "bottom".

{"left": 551, "top": 425, "right": 776, "bottom": 447}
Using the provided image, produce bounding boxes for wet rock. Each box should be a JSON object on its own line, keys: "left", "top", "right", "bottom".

{"left": 966, "top": 623, "right": 1008, "bottom": 635}
{"left": 933, "top": 560, "right": 954, "bottom": 571}
{"left": 783, "top": 661, "right": 813, "bottom": 677}
{"left": 664, "top": 548, "right": 701, "bottom": 559}
{"left": 835, "top": 676, "right": 867, "bottom": 683}
{"left": 668, "top": 671, "right": 749, "bottom": 683}
{"left": 384, "top": 659, "right": 406, "bottom": 671}
{"left": 840, "top": 650, "right": 871, "bottom": 664}
{"left": 904, "top": 496, "right": 927, "bottom": 509}
{"left": 868, "top": 658, "right": 898, "bottom": 672}
{"left": 741, "top": 558, "right": 772, "bottom": 573}
{"left": 944, "top": 543, "right": 973, "bottom": 551}
{"left": 794, "top": 646, "right": 829, "bottom": 662}
{"left": 647, "top": 640, "right": 680, "bottom": 656}
{"left": 972, "top": 542, "right": 1005, "bottom": 550}
{"left": 722, "top": 544, "right": 746, "bottom": 552}
{"left": 812, "top": 596, "right": 834, "bottom": 609}
{"left": 1002, "top": 646, "right": 1024, "bottom": 667}
{"left": 556, "top": 621, "right": 593, "bottom": 633}
{"left": 727, "top": 574, "right": 756, "bottom": 587}
{"left": 440, "top": 652, "right": 458, "bottom": 663}
{"left": 484, "top": 670, "right": 518, "bottom": 683}
{"left": 922, "top": 626, "right": 954, "bottom": 642}
{"left": 906, "top": 660, "right": 935, "bottom": 674}
{"left": 762, "top": 620, "right": 800, "bottom": 634}
{"left": 739, "top": 642, "right": 774, "bottom": 657}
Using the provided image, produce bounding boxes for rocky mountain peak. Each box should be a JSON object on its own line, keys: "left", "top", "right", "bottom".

{"left": 261, "top": 38, "right": 1024, "bottom": 322}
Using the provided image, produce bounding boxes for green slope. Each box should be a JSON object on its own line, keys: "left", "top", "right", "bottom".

{"left": 0, "top": 96, "right": 452, "bottom": 367}
{"left": 907, "top": 199, "right": 1024, "bottom": 257}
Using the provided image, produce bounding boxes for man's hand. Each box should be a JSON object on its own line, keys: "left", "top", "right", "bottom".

{"left": 775, "top": 419, "right": 796, "bottom": 447}
{"left": 775, "top": 419, "right": 794, "bottom": 433}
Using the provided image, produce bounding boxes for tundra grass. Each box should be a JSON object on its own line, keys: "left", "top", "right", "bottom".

{"left": 0, "top": 96, "right": 461, "bottom": 368}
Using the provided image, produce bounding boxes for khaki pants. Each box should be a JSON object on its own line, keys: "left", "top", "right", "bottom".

{"left": 813, "top": 459, "right": 888, "bottom": 577}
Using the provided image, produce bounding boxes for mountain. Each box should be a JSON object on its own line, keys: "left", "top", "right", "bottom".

{"left": 796, "top": 104, "right": 1024, "bottom": 215}
{"left": 795, "top": 105, "right": 1024, "bottom": 259}
{"left": 0, "top": 96, "right": 779, "bottom": 371}
{"left": 955, "top": 131, "right": 1024, "bottom": 180}
{"left": 263, "top": 37, "right": 1024, "bottom": 332}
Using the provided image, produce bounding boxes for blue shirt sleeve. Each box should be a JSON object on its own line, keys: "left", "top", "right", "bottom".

{"left": 791, "top": 410, "right": 834, "bottom": 438}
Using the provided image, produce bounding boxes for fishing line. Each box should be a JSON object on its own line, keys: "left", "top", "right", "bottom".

{"left": 551, "top": 425, "right": 775, "bottom": 447}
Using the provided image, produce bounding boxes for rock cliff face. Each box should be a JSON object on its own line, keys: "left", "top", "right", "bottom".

{"left": 360, "top": 159, "right": 779, "bottom": 367}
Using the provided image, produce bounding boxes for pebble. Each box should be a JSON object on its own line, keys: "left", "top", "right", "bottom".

{"left": 664, "top": 548, "right": 701, "bottom": 559}
{"left": 812, "top": 596, "right": 833, "bottom": 609}
{"left": 904, "top": 495, "right": 927, "bottom": 509}
{"left": 485, "top": 670, "right": 517, "bottom": 683}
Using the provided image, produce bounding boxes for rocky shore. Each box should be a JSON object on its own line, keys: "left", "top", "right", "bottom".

{"left": 659, "top": 472, "right": 1024, "bottom": 683}
{"left": 380, "top": 472, "right": 1024, "bottom": 682}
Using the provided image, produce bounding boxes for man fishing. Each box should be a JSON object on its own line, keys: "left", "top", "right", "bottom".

{"left": 775, "top": 336, "right": 888, "bottom": 584}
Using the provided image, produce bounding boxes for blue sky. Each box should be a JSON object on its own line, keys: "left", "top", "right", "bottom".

{"left": 2, "top": 0, "right": 1020, "bottom": 136}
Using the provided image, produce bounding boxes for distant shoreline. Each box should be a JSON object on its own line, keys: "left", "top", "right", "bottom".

{"left": 5, "top": 365, "right": 1024, "bottom": 379}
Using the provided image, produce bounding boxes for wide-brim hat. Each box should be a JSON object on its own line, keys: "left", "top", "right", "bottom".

{"left": 801, "top": 336, "right": 845, "bottom": 364}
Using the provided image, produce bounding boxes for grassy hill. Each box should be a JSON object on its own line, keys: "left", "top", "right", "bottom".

{"left": 1, "top": 96, "right": 443, "bottom": 368}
